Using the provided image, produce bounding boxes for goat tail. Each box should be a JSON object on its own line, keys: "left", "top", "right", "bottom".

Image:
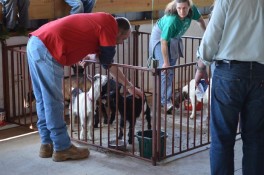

{"left": 143, "top": 94, "right": 152, "bottom": 130}
{"left": 182, "top": 84, "right": 189, "bottom": 93}
{"left": 143, "top": 96, "right": 151, "bottom": 115}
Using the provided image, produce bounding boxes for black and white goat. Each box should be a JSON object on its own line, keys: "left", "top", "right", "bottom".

{"left": 70, "top": 74, "right": 108, "bottom": 140}
{"left": 117, "top": 94, "right": 152, "bottom": 144}
{"left": 94, "top": 79, "right": 122, "bottom": 128}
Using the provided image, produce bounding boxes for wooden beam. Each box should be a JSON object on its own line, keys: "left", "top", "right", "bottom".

{"left": 93, "top": 0, "right": 213, "bottom": 14}
{"left": 54, "top": 0, "right": 71, "bottom": 18}
{"left": 93, "top": 0, "right": 154, "bottom": 13}
{"left": 28, "top": 0, "right": 55, "bottom": 20}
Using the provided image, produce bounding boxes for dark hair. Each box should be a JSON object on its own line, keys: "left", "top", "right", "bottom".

{"left": 165, "top": 0, "right": 193, "bottom": 18}
{"left": 115, "top": 17, "right": 131, "bottom": 34}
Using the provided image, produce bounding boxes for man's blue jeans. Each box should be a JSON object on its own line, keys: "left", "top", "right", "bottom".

{"left": 211, "top": 61, "right": 264, "bottom": 175}
{"left": 27, "top": 36, "right": 71, "bottom": 151}
{"left": 65, "top": 0, "right": 95, "bottom": 14}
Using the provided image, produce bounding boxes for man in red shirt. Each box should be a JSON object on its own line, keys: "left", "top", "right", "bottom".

{"left": 27, "top": 12, "right": 142, "bottom": 162}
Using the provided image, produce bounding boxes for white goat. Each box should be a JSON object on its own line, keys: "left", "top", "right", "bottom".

{"left": 71, "top": 74, "right": 108, "bottom": 140}
{"left": 182, "top": 79, "right": 211, "bottom": 119}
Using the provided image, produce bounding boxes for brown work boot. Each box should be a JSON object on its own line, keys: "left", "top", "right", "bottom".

{"left": 52, "top": 144, "right": 90, "bottom": 162}
{"left": 39, "top": 143, "right": 53, "bottom": 158}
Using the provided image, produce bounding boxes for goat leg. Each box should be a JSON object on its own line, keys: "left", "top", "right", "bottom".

{"left": 109, "top": 105, "right": 116, "bottom": 124}
{"left": 94, "top": 106, "right": 100, "bottom": 128}
{"left": 128, "top": 127, "right": 133, "bottom": 144}
{"left": 118, "top": 127, "right": 123, "bottom": 140}
{"left": 118, "top": 117, "right": 124, "bottom": 140}
{"left": 145, "top": 104, "right": 152, "bottom": 130}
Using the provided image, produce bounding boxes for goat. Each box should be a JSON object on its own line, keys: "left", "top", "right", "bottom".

{"left": 24, "top": 74, "right": 92, "bottom": 108}
{"left": 94, "top": 78, "right": 122, "bottom": 128}
{"left": 172, "top": 90, "right": 189, "bottom": 109}
{"left": 70, "top": 74, "right": 108, "bottom": 140}
{"left": 182, "top": 79, "right": 211, "bottom": 119}
{"left": 117, "top": 94, "right": 152, "bottom": 144}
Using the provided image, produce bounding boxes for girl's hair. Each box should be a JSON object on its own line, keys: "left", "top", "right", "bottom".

{"left": 165, "top": 0, "right": 193, "bottom": 18}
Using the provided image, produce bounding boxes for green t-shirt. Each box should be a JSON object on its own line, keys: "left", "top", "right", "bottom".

{"left": 157, "top": 5, "right": 201, "bottom": 41}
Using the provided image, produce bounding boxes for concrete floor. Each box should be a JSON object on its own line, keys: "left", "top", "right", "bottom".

{"left": 0, "top": 126, "right": 243, "bottom": 175}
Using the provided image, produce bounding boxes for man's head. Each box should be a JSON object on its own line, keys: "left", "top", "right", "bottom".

{"left": 115, "top": 17, "right": 131, "bottom": 44}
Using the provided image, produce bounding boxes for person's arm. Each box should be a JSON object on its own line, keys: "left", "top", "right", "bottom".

{"left": 197, "top": 16, "right": 206, "bottom": 32}
{"left": 191, "top": 5, "right": 206, "bottom": 32}
{"left": 109, "top": 66, "right": 143, "bottom": 98}
{"left": 195, "top": 1, "right": 226, "bottom": 86}
{"left": 99, "top": 46, "right": 142, "bottom": 98}
{"left": 160, "top": 39, "right": 170, "bottom": 71}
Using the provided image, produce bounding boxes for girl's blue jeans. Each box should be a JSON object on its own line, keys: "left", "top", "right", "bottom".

{"left": 154, "top": 43, "right": 177, "bottom": 106}
{"left": 27, "top": 36, "right": 71, "bottom": 151}
{"left": 211, "top": 61, "right": 264, "bottom": 175}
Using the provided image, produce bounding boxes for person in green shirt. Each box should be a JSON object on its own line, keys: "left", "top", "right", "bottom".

{"left": 149, "top": 0, "right": 206, "bottom": 113}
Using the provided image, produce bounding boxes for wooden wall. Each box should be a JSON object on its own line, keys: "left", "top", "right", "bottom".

{"left": 93, "top": 0, "right": 213, "bottom": 13}
{"left": 0, "top": 0, "right": 213, "bottom": 23}
{"left": 28, "top": 0, "right": 213, "bottom": 20}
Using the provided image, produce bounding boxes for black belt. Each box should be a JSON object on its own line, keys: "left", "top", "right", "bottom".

{"left": 215, "top": 60, "right": 256, "bottom": 65}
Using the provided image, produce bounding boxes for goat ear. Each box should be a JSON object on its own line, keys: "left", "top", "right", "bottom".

{"left": 71, "top": 65, "right": 77, "bottom": 74}
{"left": 182, "top": 92, "right": 189, "bottom": 99}
{"left": 94, "top": 73, "right": 100, "bottom": 77}
{"left": 118, "top": 83, "right": 122, "bottom": 90}
{"left": 77, "top": 66, "right": 85, "bottom": 75}
{"left": 109, "top": 91, "right": 116, "bottom": 97}
{"left": 93, "top": 74, "right": 100, "bottom": 81}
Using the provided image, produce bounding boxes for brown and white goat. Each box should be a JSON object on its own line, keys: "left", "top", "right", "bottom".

{"left": 182, "top": 79, "right": 211, "bottom": 119}
{"left": 70, "top": 74, "right": 108, "bottom": 140}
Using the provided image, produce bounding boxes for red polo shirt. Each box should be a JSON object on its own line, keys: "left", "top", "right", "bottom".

{"left": 30, "top": 12, "right": 118, "bottom": 66}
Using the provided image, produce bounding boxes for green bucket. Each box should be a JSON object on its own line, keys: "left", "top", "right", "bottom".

{"left": 135, "top": 130, "right": 166, "bottom": 159}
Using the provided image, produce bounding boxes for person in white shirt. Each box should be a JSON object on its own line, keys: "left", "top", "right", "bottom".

{"left": 195, "top": 0, "right": 264, "bottom": 174}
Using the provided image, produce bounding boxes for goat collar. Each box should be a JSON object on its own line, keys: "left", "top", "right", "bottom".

{"left": 87, "top": 93, "right": 93, "bottom": 101}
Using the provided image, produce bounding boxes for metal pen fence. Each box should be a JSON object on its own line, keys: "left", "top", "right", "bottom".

{"left": 1, "top": 32, "right": 213, "bottom": 165}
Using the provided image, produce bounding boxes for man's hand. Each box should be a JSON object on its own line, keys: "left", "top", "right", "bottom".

{"left": 195, "top": 60, "right": 209, "bottom": 87}
{"left": 127, "top": 86, "right": 143, "bottom": 99}
{"left": 78, "top": 54, "right": 97, "bottom": 68}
